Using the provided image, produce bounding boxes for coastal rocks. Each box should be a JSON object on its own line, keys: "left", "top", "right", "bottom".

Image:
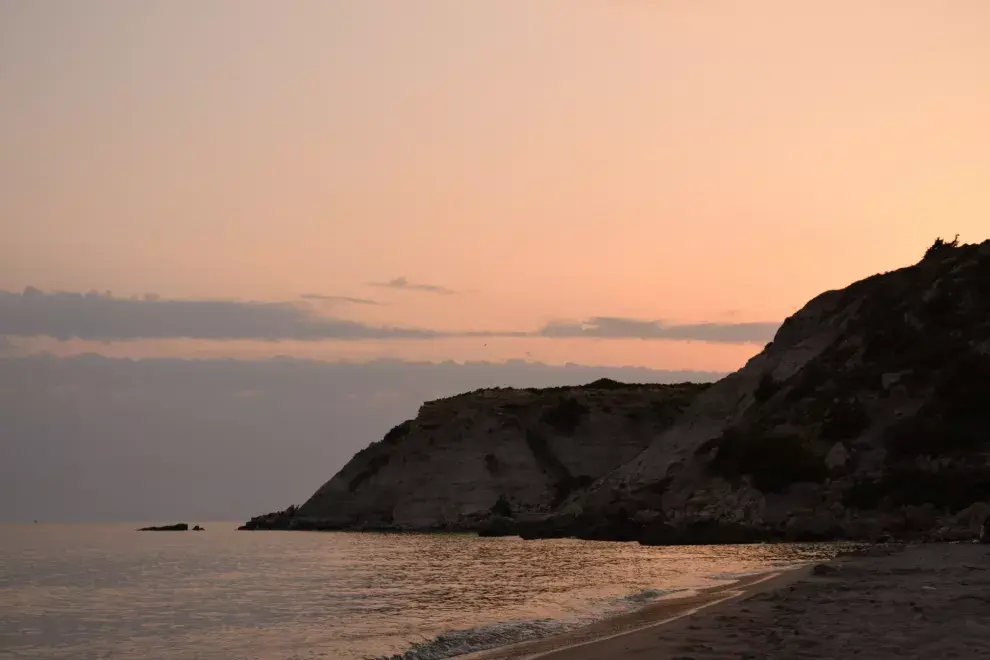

{"left": 243, "top": 382, "right": 709, "bottom": 531}
{"left": 562, "top": 238, "right": 990, "bottom": 543}
{"left": 476, "top": 516, "right": 516, "bottom": 537}
{"left": 639, "top": 519, "right": 772, "bottom": 545}
{"left": 478, "top": 512, "right": 776, "bottom": 546}
{"left": 953, "top": 502, "right": 990, "bottom": 530}
{"left": 781, "top": 512, "right": 844, "bottom": 542}
{"left": 246, "top": 239, "right": 990, "bottom": 544}
{"left": 493, "top": 511, "right": 644, "bottom": 543}
{"left": 239, "top": 505, "right": 298, "bottom": 530}
{"left": 137, "top": 523, "right": 189, "bottom": 531}
{"left": 824, "top": 442, "right": 849, "bottom": 470}
{"left": 137, "top": 523, "right": 207, "bottom": 531}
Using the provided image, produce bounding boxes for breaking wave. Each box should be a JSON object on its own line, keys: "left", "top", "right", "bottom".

{"left": 614, "top": 587, "right": 686, "bottom": 607}
{"left": 375, "top": 618, "right": 572, "bottom": 660}
{"left": 377, "top": 586, "right": 690, "bottom": 659}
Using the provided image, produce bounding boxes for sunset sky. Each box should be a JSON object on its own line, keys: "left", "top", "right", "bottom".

{"left": 3, "top": 0, "right": 989, "bottom": 371}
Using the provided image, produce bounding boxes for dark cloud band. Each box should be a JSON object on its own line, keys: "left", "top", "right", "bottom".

{"left": 0, "top": 289, "right": 780, "bottom": 344}
{"left": 0, "top": 289, "right": 436, "bottom": 341}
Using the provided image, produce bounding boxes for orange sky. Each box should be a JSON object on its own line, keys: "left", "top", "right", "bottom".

{"left": 2, "top": 1, "right": 989, "bottom": 370}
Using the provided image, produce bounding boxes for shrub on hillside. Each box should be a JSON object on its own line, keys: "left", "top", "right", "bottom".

{"left": 754, "top": 374, "right": 781, "bottom": 403}
{"left": 884, "top": 354, "right": 990, "bottom": 459}
{"left": 923, "top": 235, "right": 959, "bottom": 259}
{"left": 820, "top": 397, "right": 870, "bottom": 441}
{"left": 707, "top": 428, "right": 827, "bottom": 493}
{"left": 844, "top": 466, "right": 990, "bottom": 512}
{"left": 541, "top": 396, "right": 589, "bottom": 434}
{"left": 382, "top": 421, "right": 412, "bottom": 445}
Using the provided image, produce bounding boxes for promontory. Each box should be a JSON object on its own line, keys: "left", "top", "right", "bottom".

{"left": 243, "top": 238, "right": 990, "bottom": 544}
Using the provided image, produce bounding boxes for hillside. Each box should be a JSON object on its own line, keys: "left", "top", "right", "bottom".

{"left": 240, "top": 380, "right": 710, "bottom": 531}
{"left": 501, "top": 238, "right": 990, "bottom": 543}
{"left": 244, "top": 238, "right": 990, "bottom": 543}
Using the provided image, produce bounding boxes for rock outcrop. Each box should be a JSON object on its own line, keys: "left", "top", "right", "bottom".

{"left": 240, "top": 380, "right": 709, "bottom": 531}
{"left": 524, "top": 238, "right": 990, "bottom": 543}
{"left": 245, "top": 238, "right": 990, "bottom": 544}
{"left": 137, "top": 523, "right": 189, "bottom": 531}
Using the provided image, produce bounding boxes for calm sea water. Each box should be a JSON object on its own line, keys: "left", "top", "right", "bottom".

{"left": 0, "top": 524, "right": 838, "bottom": 659}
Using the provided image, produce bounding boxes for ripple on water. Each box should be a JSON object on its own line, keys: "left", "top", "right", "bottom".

{"left": 0, "top": 524, "right": 845, "bottom": 659}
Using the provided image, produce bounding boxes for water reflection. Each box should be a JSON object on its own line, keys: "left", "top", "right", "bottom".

{"left": 0, "top": 525, "right": 846, "bottom": 659}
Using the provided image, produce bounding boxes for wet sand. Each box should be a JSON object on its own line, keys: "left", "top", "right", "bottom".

{"left": 470, "top": 568, "right": 806, "bottom": 660}
{"left": 483, "top": 543, "right": 990, "bottom": 660}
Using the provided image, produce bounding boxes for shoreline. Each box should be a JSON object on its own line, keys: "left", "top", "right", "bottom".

{"left": 492, "top": 542, "right": 990, "bottom": 660}
{"left": 467, "top": 565, "right": 811, "bottom": 660}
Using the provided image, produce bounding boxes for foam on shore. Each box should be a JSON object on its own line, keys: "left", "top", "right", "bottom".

{"left": 380, "top": 565, "right": 809, "bottom": 660}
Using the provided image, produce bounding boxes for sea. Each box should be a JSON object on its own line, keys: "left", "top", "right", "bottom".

{"left": 0, "top": 524, "right": 840, "bottom": 660}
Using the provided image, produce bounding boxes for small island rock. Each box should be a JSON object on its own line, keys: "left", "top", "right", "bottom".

{"left": 137, "top": 523, "right": 189, "bottom": 531}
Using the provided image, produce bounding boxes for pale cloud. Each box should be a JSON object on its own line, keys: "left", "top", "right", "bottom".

{"left": 538, "top": 316, "right": 779, "bottom": 344}
{"left": 300, "top": 293, "right": 381, "bottom": 305}
{"left": 369, "top": 276, "right": 457, "bottom": 295}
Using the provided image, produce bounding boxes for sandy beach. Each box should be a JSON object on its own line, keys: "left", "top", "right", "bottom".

{"left": 476, "top": 542, "right": 990, "bottom": 660}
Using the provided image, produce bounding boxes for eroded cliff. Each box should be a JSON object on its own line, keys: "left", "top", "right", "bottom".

{"left": 241, "top": 380, "right": 709, "bottom": 530}
{"left": 507, "top": 238, "right": 990, "bottom": 543}
{"left": 245, "top": 239, "right": 990, "bottom": 543}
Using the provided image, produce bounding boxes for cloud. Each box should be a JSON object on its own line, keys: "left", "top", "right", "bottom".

{"left": 0, "top": 288, "right": 780, "bottom": 344}
{"left": 538, "top": 316, "right": 779, "bottom": 344}
{"left": 0, "top": 288, "right": 436, "bottom": 341}
{"left": 369, "top": 276, "right": 456, "bottom": 295}
{"left": 300, "top": 293, "right": 381, "bottom": 305}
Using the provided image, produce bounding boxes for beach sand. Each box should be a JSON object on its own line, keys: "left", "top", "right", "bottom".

{"left": 479, "top": 542, "right": 990, "bottom": 660}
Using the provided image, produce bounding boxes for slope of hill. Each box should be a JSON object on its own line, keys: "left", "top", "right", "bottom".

{"left": 506, "top": 238, "right": 990, "bottom": 543}
{"left": 240, "top": 380, "right": 710, "bottom": 530}
{"left": 244, "top": 239, "right": 990, "bottom": 543}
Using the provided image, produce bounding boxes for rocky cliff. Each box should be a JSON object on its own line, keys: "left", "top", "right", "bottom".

{"left": 244, "top": 238, "right": 990, "bottom": 544}
{"left": 502, "top": 238, "right": 990, "bottom": 543}
{"left": 240, "top": 380, "right": 709, "bottom": 530}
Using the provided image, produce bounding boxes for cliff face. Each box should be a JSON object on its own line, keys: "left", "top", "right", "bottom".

{"left": 241, "top": 380, "right": 709, "bottom": 531}
{"left": 530, "top": 239, "right": 990, "bottom": 543}
{"left": 244, "top": 239, "right": 990, "bottom": 543}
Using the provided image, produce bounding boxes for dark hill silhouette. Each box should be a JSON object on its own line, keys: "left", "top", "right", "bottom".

{"left": 244, "top": 238, "right": 990, "bottom": 543}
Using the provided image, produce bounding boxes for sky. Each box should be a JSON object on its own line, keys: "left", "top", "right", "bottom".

{"left": 0, "top": 355, "right": 721, "bottom": 523}
{"left": 2, "top": 2, "right": 989, "bottom": 521}
{"left": 3, "top": 0, "right": 988, "bottom": 370}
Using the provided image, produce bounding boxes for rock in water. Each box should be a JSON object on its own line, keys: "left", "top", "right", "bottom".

{"left": 137, "top": 523, "right": 189, "bottom": 531}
